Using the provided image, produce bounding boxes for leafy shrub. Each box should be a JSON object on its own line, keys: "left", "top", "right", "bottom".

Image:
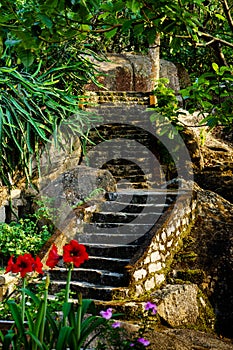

{"left": 0, "top": 219, "right": 50, "bottom": 260}
{"left": 181, "top": 63, "right": 233, "bottom": 131}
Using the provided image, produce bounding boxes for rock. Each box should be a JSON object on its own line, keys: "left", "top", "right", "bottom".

{"left": 174, "top": 62, "right": 191, "bottom": 89}
{"left": 179, "top": 127, "right": 204, "bottom": 172}
{"left": 126, "top": 54, "right": 153, "bottom": 91}
{"left": 151, "top": 284, "right": 200, "bottom": 327}
{"left": 169, "top": 185, "right": 233, "bottom": 337}
{"left": 159, "top": 59, "right": 180, "bottom": 93}
{"left": 0, "top": 274, "right": 18, "bottom": 301}
{"left": 62, "top": 166, "right": 116, "bottom": 206}
{"left": 37, "top": 166, "right": 116, "bottom": 238}
{"left": 0, "top": 187, "right": 8, "bottom": 206}
{"left": 39, "top": 135, "right": 82, "bottom": 189}
{"left": 178, "top": 111, "right": 233, "bottom": 203}
{"left": 85, "top": 54, "right": 134, "bottom": 91}
{"left": 147, "top": 328, "right": 233, "bottom": 350}
{"left": 84, "top": 54, "right": 180, "bottom": 92}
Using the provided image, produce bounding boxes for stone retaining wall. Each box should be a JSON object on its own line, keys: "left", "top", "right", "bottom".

{"left": 0, "top": 188, "right": 28, "bottom": 223}
{"left": 127, "top": 187, "right": 197, "bottom": 297}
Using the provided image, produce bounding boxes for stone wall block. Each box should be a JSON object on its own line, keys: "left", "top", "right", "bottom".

{"left": 0, "top": 206, "right": 6, "bottom": 223}
{"left": 161, "top": 231, "right": 167, "bottom": 242}
{"left": 145, "top": 277, "right": 155, "bottom": 291}
{"left": 152, "top": 284, "right": 199, "bottom": 327}
{"left": 155, "top": 274, "right": 165, "bottom": 286}
{"left": 10, "top": 189, "right": 21, "bottom": 199}
{"left": 125, "top": 54, "right": 153, "bottom": 91}
{"left": 133, "top": 269, "right": 147, "bottom": 282}
{"left": 135, "top": 284, "right": 144, "bottom": 297}
{"left": 167, "top": 239, "right": 174, "bottom": 248}
{"left": 149, "top": 262, "right": 162, "bottom": 273}
{"left": 150, "top": 251, "right": 161, "bottom": 262}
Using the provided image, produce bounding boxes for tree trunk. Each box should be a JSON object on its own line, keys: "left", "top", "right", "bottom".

{"left": 148, "top": 33, "right": 160, "bottom": 104}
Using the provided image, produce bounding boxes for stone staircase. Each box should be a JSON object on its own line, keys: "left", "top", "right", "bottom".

{"left": 49, "top": 189, "right": 178, "bottom": 301}
{"left": 48, "top": 94, "right": 186, "bottom": 301}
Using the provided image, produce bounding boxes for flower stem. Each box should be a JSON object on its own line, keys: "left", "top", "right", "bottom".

{"left": 77, "top": 292, "right": 82, "bottom": 343}
{"left": 65, "top": 263, "right": 73, "bottom": 303}
{"left": 39, "top": 274, "right": 49, "bottom": 345}
{"left": 21, "top": 277, "right": 26, "bottom": 323}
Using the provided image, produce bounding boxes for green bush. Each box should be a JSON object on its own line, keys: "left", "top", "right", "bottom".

{"left": 181, "top": 63, "right": 233, "bottom": 131}
{"left": 0, "top": 218, "right": 50, "bottom": 261}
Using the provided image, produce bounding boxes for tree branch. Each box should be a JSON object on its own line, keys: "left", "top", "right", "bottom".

{"left": 221, "top": 0, "right": 233, "bottom": 32}
{"left": 198, "top": 31, "right": 233, "bottom": 49}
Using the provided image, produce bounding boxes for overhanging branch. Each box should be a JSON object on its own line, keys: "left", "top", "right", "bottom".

{"left": 221, "top": 0, "right": 233, "bottom": 32}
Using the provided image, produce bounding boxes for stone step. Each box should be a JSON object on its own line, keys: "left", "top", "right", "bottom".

{"left": 78, "top": 232, "right": 146, "bottom": 245}
{"left": 86, "top": 126, "right": 151, "bottom": 144}
{"left": 107, "top": 174, "right": 152, "bottom": 184}
{"left": 82, "top": 221, "right": 158, "bottom": 234}
{"left": 49, "top": 268, "right": 127, "bottom": 287}
{"left": 80, "top": 256, "right": 130, "bottom": 273}
{"left": 83, "top": 243, "right": 139, "bottom": 259}
{"left": 86, "top": 149, "right": 151, "bottom": 158}
{"left": 105, "top": 190, "right": 179, "bottom": 203}
{"left": 86, "top": 106, "right": 154, "bottom": 124}
{"left": 99, "top": 201, "right": 170, "bottom": 213}
{"left": 91, "top": 211, "right": 163, "bottom": 224}
{"left": 49, "top": 280, "right": 129, "bottom": 301}
{"left": 85, "top": 91, "right": 151, "bottom": 106}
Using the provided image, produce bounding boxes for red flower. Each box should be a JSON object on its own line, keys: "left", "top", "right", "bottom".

{"left": 46, "top": 244, "right": 60, "bottom": 269}
{"left": 5, "top": 254, "right": 44, "bottom": 276}
{"left": 63, "top": 240, "right": 89, "bottom": 267}
{"left": 33, "top": 256, "right": 44, "bottom": 275}
{"left": 5, "top": 256, "right": 17, "bottom": 274}
{"left": 13, "top": 254, "right": 35, "bottom": 278}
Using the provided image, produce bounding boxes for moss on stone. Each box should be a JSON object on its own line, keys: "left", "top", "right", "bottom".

{"left": 194, "top": 289, "right": 216, "bottom": 333}
{"left": 175, "top": 269, "right": 205, "bottom": 284}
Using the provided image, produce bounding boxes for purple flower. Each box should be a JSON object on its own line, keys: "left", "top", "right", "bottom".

{"left": 144, "top": 301, "right": 157, "bottom": 315}
{"left": 129, "top": 343, "right": 135, "bottom": 347}
{"left": 137, "top": 338, "right": 150, "bottom": 346}
{"left": 100, "top": 308, "right": 113, "bottom": 320}
{"left": 112, "top": 321, "right": 121, "bottom": 328}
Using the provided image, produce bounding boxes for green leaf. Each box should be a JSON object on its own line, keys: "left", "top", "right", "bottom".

{"left": 122, "top": 19, "right": 134, "bottom": 32}
{"left": 18, "top": 49, "right": 34, "bottom": 68}
{"left": 133, "top": 23, "right": 144, "bottom": 36}
{"left": 7, "top": 300, "right": 28, "bottom": 346}
{"left": 212, "top": 62, "right": 219, "bottom": 73}
{"left": 126, "top": 0, "right": 141, "bottom": 13}
{"left": 215, "top": 13, "right": 226, "bottom": 21}
{"left": 34, "top": 300, "right": 46, "bottom": 338}
{"left": 5, "top": 39, "right": 22, "bottom": 47}
{"left": 147, "top": 27, "right": 158, "bottom": 45}
{"left": 62, "top": 302, "right": 72, "bottom": 320}
{"left": 55, "top": 326, "right": 72, "bottom": 350}
{"left": 26, "top": 331, "right": 44, "bottom": 350}
{"left": 81, "top": 299, "right": 96, "bottom": 320}
{"left": 79, "top": 316, "right": 107, "bottom": 347}
{"left": 2, "top": 330, "right": 16, "bottom": 350}
{"left": 37, "top": 14, "right": 53, "bottom": 29}
{"left": 104, "top": 27, "right": 118, "bottom": 39}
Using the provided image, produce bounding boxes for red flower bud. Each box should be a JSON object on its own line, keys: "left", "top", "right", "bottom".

{"left": 46, "top": 244, "right": 60, "bottom": 269}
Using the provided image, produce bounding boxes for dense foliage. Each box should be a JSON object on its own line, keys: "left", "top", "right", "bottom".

{"left": 1, "top": 0, "right": 233, "bottom": 67}
{"left": 0, "top": 0, "right": 232, "bottom": 185}
{"left": 0, "top": 219, "right": 50, "bottom": 261}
